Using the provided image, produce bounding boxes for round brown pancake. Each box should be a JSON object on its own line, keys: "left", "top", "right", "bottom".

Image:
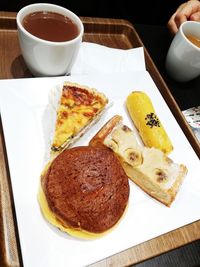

{"left": 42, "top": 146, "right": 129, "bottom": 233}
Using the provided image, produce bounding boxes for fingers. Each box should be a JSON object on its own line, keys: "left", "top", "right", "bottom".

{"left": 167, "top": 12, "right": 187, "bottom": 36}
{"left": 167, "top": 14, "right": 181, "bottom": 35}
{"left": 167, "top": 0, "right": 200, "bottom": 35}
{"left": 190, "top": 11, "right": 200, "bottom": 21}
{"left": 167, "top": 20, "right": 178, "bottom": 35}
{"left": 167, "top": 3, "right": 187, "bottom": 35}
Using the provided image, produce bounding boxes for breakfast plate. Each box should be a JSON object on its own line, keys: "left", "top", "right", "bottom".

{"left": 0, "top": 71, "right": 199, "bottom": 267}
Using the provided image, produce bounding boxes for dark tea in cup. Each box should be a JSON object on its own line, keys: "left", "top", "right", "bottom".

{"left": 23, "top": 11, "right": 79, "bottom": 42}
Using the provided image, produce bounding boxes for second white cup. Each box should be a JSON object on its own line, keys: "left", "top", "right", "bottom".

{"left": 165, "top": 21, "right": 200, "bottom": 82}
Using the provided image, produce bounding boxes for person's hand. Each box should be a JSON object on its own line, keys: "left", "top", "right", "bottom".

{"left": 168, "top": 0, "right": 200, "bottom": 35}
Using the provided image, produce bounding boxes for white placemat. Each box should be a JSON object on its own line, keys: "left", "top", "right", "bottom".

{"left": 71, "top": 42, "right": 146, "bottom": 75}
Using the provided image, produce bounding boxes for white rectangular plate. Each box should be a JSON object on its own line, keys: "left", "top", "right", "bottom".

{"left": 0, "top": 71, "right": 199, "bottom": 267}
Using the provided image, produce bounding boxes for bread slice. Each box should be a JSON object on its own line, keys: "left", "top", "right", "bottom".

{"left": 89, "top": 115, "right": 187, "bottom": 206}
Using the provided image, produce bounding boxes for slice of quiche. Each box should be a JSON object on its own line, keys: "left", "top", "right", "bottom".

{"left": 51, "top": 81, "right": 108, "bottom": 154}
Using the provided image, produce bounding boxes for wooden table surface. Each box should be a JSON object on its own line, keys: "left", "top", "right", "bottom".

{"left": 0, "top": 11, "right": 199, "bottom": 267}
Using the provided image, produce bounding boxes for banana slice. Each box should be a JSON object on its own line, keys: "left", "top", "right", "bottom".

{"left": 103, "top": 121, "right": 143, "bottom": 167}
{"left": 123, "top": 148, "right": 143, "bottom": 167}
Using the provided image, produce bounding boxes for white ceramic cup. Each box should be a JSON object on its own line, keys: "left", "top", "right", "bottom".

{"left": 16, "top": 3, "right": 84, "bottom": 77}
{"left": 165, "top": 21, "right": 200, "bottom": 82}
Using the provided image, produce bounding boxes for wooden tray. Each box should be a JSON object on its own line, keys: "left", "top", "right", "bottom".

{"left": 0, "top": 12, "right": 199, "bottom": 267}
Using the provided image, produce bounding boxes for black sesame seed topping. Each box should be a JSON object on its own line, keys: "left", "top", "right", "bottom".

{"left": 145, "top": 113, "right": 160, "bottom": 128}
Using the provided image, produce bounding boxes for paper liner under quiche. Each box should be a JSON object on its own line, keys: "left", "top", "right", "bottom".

{"left": 89, "top": 115, "right": 187, "bottom": 207}
{"left": 51, "top": 82, "right": 108, "bottom": 155}
{"left": 38, "top": 146, "right": 130, "bottom": 239}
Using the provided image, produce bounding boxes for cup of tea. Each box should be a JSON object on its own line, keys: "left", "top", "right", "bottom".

{"left": 165, "top": 21, "right": 200, "bottom": 82}
{"left": 16, "top": 3, "right": 84, "bottom": 77}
